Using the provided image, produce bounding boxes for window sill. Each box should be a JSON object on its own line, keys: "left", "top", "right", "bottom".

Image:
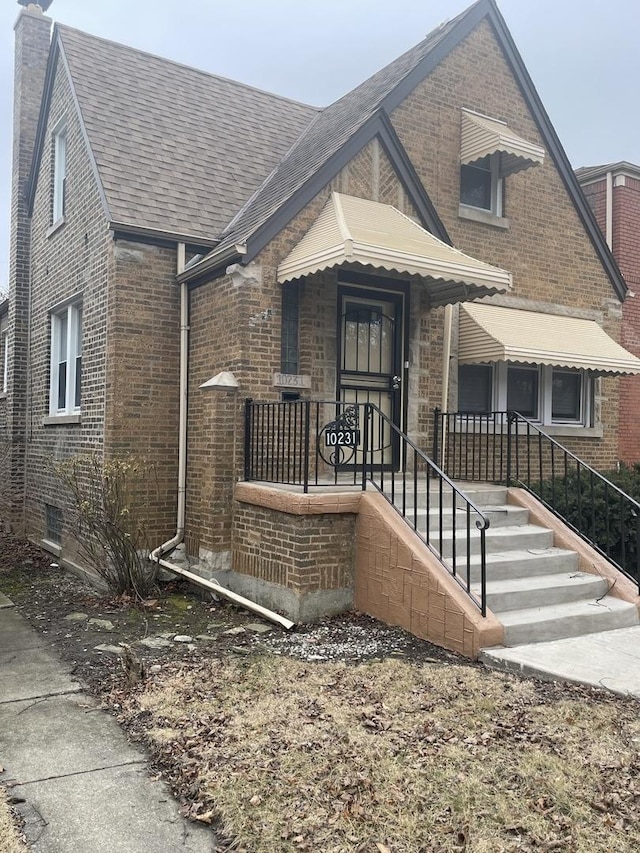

{"left": 456, "top": 419, "right": 603, "bottom": 439}
{"left": 46, "top": 217, "right": 66, "bottom": 238}
{"left": 40, "top": 538, "right": 62, "bottom": 557}
{"left": 43, "top": 413, "right": 81, "bottom": 426}
{"left": 458, "top": 204, "right": 509, "bottom": 230}
{"left": 0, "top": 392, "right": 6, "bottom": 401}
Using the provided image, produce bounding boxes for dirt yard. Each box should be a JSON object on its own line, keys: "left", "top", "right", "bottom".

{"left": 2, "top": 532, "right": 639, "bottom": 852}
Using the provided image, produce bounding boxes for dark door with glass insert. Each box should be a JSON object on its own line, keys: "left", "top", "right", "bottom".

{"left": 337, "top": 288, "right": 403, "bottom": 468}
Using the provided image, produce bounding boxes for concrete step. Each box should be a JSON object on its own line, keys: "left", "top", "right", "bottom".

{"left": 496, "top": 596, "right": 639, "bottom": 645}
{"left": 476, "top": 571, "right": 610, "bottom": 613}
{"left": 399, "top": 503, "right": 529, "bottom": 531}
{"left": 381, "top": 483, "right": 508, "bottom": 509}
{"left": 463, "top": 547, "right": 580, "bottom": 583}
{"left": 435, "top": 523, "right": 554, "bottom": 558}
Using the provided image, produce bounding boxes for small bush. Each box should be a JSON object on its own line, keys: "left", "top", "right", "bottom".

{"left": 54, "top": 453, "right": 158, "bottom": 597}
{"left": 536, "top": 462, "right": 640, "bottom": 579}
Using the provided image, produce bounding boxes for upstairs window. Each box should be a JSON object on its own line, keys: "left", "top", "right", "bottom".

{"left": 50, "top": 301, "right": 82, "bottom": 415}
{"left": 460, "top": 154, "right": 503, "bottom": 216}
{"left": 52, "top": 123, "right": 67, "bottom": 224}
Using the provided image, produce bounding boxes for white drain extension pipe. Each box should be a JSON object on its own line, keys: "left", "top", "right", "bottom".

{"left": 155, "top": 557, "right": 295, "bottom": 630}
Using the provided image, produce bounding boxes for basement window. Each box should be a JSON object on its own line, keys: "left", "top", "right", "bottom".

{"left": 45, "top": 504, "right": 63, "bottom": 545}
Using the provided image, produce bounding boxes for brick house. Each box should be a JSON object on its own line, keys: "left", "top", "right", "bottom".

{"left": 576, "top": 162, "right": 640, "bottom": 463}
{"left": 5, "top": 0, "right": 640, "bottom": 655}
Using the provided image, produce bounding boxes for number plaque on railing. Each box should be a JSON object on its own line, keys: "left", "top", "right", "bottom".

{"left": 318, "top": 405, "right": 360, "bottom": 466}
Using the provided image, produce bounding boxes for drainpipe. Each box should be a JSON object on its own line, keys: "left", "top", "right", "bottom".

{"left": 150, "top": 245, "right": 294, "bottom": 630}
{"left": 151, "top": 243, "right": 188, "bottom": 561}
{"left": 605, "top": 170, "right": 613, "bottom": 250}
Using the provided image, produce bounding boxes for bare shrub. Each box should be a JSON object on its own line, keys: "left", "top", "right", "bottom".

{"left": 54, "top": 453, "right": 158, "bottom": 598}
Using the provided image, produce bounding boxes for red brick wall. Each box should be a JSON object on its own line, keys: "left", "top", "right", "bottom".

{"left": 581, "top": 174, "right": 640, "bottom": 463}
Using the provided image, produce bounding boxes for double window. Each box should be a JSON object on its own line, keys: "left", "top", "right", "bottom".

{"left": 49, "top": 301, "right": 82, "bottom": 416}
{"left": 52, "top": 122, "right": 67, "bottom": 224}
{"left": 458, "top": 362, "right": 590, "bottom": 426}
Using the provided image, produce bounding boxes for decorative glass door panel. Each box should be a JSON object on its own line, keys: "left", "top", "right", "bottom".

{"left": 338, "top": 289, "right": 403, "bottom": 469}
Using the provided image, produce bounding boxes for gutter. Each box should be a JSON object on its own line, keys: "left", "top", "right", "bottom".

{"left": 605, "top": 170, "right": 613, "bottom": 250}
{"left": 177, "top": 243, "right": 246, "bottom": 285}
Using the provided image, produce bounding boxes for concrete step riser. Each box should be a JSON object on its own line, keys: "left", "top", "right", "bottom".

{"left": 484, "top": 576, "right": 609, "bottom": 612}
{"left": 502, "top": 605, "right": 639, "bottom": 645}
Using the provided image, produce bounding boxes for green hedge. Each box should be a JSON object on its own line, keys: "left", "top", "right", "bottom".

{"left": 534, "top": 462, "right": 640, "bottom": 580}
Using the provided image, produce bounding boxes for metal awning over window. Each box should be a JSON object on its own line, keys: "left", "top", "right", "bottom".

{"left": 461, "top": 109, "right": 545, "bottom": 177}
{"left": 459, "top": 301, "right": 640, "bottom": 375}
{"left": 277, "top": 192, "right": 512, "bottom": 306}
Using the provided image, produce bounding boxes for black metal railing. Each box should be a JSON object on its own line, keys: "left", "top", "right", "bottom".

{"left": 434, "top": 409, "right": 640, "bottom": 587}
{"left": 244, "top": 398, "right": 490, "bottom": 614}
{"left": 362, "top": 403, "right": 489, "bottom": 615}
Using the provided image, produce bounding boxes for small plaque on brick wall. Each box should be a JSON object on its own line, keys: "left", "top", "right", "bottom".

{"left": 272, "top": 373, "right": 311, "bottom": 389}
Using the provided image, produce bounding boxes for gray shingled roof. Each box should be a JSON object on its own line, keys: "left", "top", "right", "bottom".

{"left": 216, "top": 11, "right": 467, "bottom": 250}
{"left": 57, "top": 26, "right": 319, "bottom": 242}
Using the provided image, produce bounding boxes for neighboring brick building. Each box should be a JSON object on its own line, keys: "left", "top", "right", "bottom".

{"left": 576, "top": 162, "right": 640, "bottom": 463}
{"left": 4, "top": 0, "right": 640, "bottom": 624}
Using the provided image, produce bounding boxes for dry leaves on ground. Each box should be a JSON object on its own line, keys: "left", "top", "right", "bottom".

{"left": 0, "top": 785, "right": 28, "bottom": 853}
{"left": 113, "top": 655, "right": 640, "bottom": 853}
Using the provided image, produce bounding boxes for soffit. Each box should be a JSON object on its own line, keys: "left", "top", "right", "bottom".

{"left": 459, "top": 301, "right": 640, "bottom": 374}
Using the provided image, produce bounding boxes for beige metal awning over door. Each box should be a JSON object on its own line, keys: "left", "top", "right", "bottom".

{"left": 459, "top": 301, "right": 640, "bottom": 375}
{"left": 461, "top": 109, "right": 545, "bottom": 176}
{"left": 277, "top": 192, "right": 512, "bottom": 305}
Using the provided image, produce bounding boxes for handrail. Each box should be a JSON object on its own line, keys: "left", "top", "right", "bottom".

{"left": 506, "top": 411, "right": 640, "bottom": 587}
{"left": 362, "top": 402, "right": 490, "bottom": 615}
{"left": 433, "top": 408, "right": 640, "bottom": 589}
{"left": 244, "top": 398, "right": 492, "bottom": 615}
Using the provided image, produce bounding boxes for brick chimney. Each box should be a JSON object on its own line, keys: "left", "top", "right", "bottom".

{"left": 4, "top": 3, "right": 52, "bottom": 529}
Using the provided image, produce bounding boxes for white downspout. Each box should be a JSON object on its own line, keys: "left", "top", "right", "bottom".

{"left": 605, "top": 170, "right": 613, "bottom": 250}
{"left": 151, "top": 243, "right": 188, "bottom": 560}
{"left": 150, "top": 245, "right": 295, "bottom": 630}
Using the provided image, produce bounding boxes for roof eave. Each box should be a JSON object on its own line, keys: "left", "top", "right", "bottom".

{"left": 178, "top": 243, "right": 247, "bottom": 285}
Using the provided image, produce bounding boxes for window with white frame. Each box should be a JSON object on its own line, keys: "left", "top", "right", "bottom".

{"left": 50, "top": 302, "right": 82, "bottom": 415}
{"left": 0, "top": 316, "right": 7, "bottom": 395}
{"left": 460, "top": 153, "right": 504, "bottom": 216}
{"left": 52, "top": 123, "right": 67, "bottom": 224}
{"left": 458, "top": 362, "right": 591, "bottom": 426}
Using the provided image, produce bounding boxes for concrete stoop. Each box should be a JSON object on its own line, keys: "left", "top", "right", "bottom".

{"left": 386, "top": 482, "right": 640, "bottom": 647}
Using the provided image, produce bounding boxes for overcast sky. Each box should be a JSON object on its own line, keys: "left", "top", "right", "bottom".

{"left": 1, "top": 0, "right": 639, "bottom": 289}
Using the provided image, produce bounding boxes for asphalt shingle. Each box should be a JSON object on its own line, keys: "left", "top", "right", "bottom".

{"left": 57, "top": 26, "right": 319, "bottom": 242}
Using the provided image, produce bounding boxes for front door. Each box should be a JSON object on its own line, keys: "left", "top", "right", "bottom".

{"left": 338, "top": 287, "right": 404, "bottom": 468}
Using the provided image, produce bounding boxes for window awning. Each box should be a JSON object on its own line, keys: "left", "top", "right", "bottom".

{"left": 277, "top": 192, "right": 512, "bottom": 305}
{"left": 459, "top": 302, "right": 640, "bottom": 375}
{"left": 461, "top": 109, "right": 545, "bottom": 177}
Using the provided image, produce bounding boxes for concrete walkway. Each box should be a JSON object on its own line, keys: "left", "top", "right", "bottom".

{"left": 0, "top": 594, "right": 215, "bottom": 852}
{"left": 481, "top": 625, "right": 640, "bottom": 699}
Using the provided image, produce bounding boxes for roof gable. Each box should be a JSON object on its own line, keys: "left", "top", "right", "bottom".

{"left": 210, "top": 0, "right": 626, "bottom": 301}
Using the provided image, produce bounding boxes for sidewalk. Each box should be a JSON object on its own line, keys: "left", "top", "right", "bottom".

{"left": 481, "top": 625, "right": 640, "bottom": 699}
{"left": 0, "top": 593, "right": 215, "bottom": 852}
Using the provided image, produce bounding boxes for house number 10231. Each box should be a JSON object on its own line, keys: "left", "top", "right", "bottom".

{"left": 324, "top": 430, "right": 360, "bottom": 447}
